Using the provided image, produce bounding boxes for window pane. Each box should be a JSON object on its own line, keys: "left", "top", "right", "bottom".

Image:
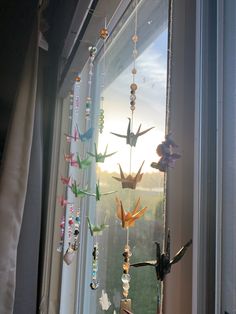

{"left": 93, "top": 1, "right": 169, "bottom": 313}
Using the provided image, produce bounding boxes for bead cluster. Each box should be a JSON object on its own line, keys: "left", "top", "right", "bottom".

{"left": 68, "top": 206, "right": 74, "bottom": 245}
{"left": 129, "top": 31, "right": 139, "bottom": 112}
{"left": 90, "top": 243, "right": 99, "bottom": 290}
{"left": 99, "top": 107, "right": 104, "bottom": 133}
{"left": 73, "top": 209, "right": 80, "bottom": 250}
{"left": 85, "top": 97, "right": 92, "bottom": 119}
{"left": 57, "top": 215, "right": 65, "bottom": 252}
{"left": 86, "top": 46, "right": 97, "bottom": 120}
{"left": 74, "top": 76, "right": 81, "bottom": 114}
{"left": 121, "top": 244, "right": 132, "bottom": 298}
{"left": 130, "top": 83, "right": 137, "bottom": 112}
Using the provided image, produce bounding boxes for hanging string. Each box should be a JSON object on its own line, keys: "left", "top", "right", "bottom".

{"left": 121, "top": 0, "right": 139, "bottom": 302}
{"left": 99, "top": 17, "right": 108, "bottom": 134}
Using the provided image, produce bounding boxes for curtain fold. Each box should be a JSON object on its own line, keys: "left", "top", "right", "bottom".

{"left": 0, "top": 14, "right": 39, "bottom": 314}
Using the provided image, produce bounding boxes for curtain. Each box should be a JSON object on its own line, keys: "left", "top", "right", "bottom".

{"left": 221, "top": 1, "right": 236, "bottom": 312}
{"left": 0, "top": 13, "right": 39, "bottom": 314}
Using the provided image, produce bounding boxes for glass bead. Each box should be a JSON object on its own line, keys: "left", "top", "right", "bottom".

{"left": 131, "top": 34, "right": 139, "bottom": 43}
{"left": 121, "top": 273, "right": 131, "bottom": 283}
{"left": 130, "top": 83, "right": 138, "bottom": 91}
{"left": 99, "top": 28, "right": 109, "bottom": 39}
{"left": 88, "top": 46, "right": 97, "bottom": 56}
{"left": 122, "top": 262, "right": 130, "bottom": 272}
{"left": 92, "top": 270, "right": 97, "bottom": 277}
{"left": 57, "top": 243, "right": 63, "bottom": 253}
{"left": 123, "top": 282, "right": 130, "bottom": 291}
{"left": 90, "top": 280, "right": 99, "bottom": 290}
{"left": 122, "top": 290, "right": 129, "bottom": 298}
{"left": 130, "top": 94, "right": 136, "bottom": 101}
{"left": 132, "top": 68, "right": 137, "bottom": 75}
{"left": 130, "top": 101, "right": 135, "bottom": 106}
{"left": 75, "top": 76, "right": 81, "bottom": 82}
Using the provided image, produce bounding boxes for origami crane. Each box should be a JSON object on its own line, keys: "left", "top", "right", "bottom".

{"left": 116, "top": 197, "right": 148, "bottom": 228}
{"left": 112, "top": 161, "right": 144, "bottom": 189}
{"left": 87, "top": 143, "right": 116, "bottom": 163}
{"left": 76, "top": 155, "right": 92, "bottom": 169}
{"left": 70, "top": 180, "right": 90, "bottom": 198}
{"left": 64, "top": 127, "right": 79, "bottom": 142}
{"left": 64, "top": 153, "right": 74, "bottom": 162}
{"left": 99, "top": 290, "right": 111, "bottom": 311}
{"left": 111, "top": 118, "right": 154, "bottom": 147}
{"left": 84, "top": 181, "right": 116, "bottom": 201}
{"left": 76, "top": 125, "right": 94, "bottom": 142}
{"left": 131, "top": 230, "right": 192, "bottom": 281}
{"left": 87, "top": 217, "right": 109, "bottom": 236}
{"left": 58, "top": 196, "right": 73, "bottom": 207}
{"left": 60, "top": 175, "right": 71, "bottom": 186}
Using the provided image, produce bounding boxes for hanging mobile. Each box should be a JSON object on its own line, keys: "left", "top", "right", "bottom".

{"left": 119, "top": 2, "right": 139, "bottom": 312}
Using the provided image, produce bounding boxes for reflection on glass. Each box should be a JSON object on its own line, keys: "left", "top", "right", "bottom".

{"left": 94, "top": 1, "right": 168, "bottom": 313}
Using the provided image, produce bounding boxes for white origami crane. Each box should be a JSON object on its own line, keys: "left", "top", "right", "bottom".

{"left": 99, "top": 290, "right": 111, "bottom": 311}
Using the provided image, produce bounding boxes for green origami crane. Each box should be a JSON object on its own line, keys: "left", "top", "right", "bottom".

{"left": 84, "top": 180, "right": 116, "bottom": 201}
{"left": 88, "top": 144, "right": 116, "bottom": 163}
{"left": 70, "top": 180, "right": 90, "bottom": 198}
{"left": 76, "top": 155, "right": 92, "bottom": 169}
{"left": 87, "top": 217, "right": 109, "bottom": 236}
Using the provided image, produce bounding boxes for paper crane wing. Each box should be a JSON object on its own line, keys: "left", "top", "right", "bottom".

{"left": 110, "top": 131, "right": 127, "bottom": 139}
{"left": 135, "top": 161, "right": 145, "bottom": 180}
{"left": 131, "top": 198, "right": 141, "bottom": 215}
{"left": 123, "top": 310, "right": 133, "bottom": 314}
{"left": 136, "top": 125, "right": 155, "bottom": 137}
{"left": 165, "top": 229, "right": 170, "bottom": 259}
{"left": 130, "top": 206, "right": 147, "bottom": 223}
{"left": 101, "top": 190, "right": 117, "bottom": 196}
{"left": 96, "top": 182, "right": 116, "bottom": 200}
{"left": 87, "top": 217, "right": 94, "bottom": 236}
{"left": 170, "top": 239, "right": 192, "bottom": 265}
{"left": 104, "top": 150, "right": 117, "bottom": 158}
{"left": 131, "top": 261, "right": 157, "bottom": 267}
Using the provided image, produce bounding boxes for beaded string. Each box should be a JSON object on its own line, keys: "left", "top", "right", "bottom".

{"left": 98, "top": 17, "right": 108, "bottom": 134}
{"left": 86, "top": 46, "right": 97, "bottom": 121}
{"left": 90, "top": 20, "right": 109, "bottom": 290}
{"left": 121, "top": 0, "right": 139, "bottom": 301}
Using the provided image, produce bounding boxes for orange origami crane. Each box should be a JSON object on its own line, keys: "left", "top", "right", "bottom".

{"left": 116, "top": 197, "right": 148, "bottom": 228}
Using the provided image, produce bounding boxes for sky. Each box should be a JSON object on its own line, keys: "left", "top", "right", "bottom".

{"left": 97, "top": 29, "right": 168, "bottom": 173}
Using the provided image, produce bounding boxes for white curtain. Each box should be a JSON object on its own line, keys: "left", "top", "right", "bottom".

{"left": 0, "top": 14, "right": 39, "bottom": 314}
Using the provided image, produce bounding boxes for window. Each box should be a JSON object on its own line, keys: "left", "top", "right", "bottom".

{"left": 88, "top": 1, "right": 169, "bottom": 313}
{"left": 42, "top": 1, "right": 175, "bottom": 313}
